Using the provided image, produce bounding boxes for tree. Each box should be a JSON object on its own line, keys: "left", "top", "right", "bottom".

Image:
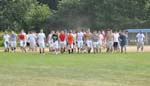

{"left": 24, "top": 4, "right": 52, "bottom": 31}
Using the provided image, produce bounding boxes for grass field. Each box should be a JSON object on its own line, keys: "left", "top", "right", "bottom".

{"left": 0, "top": 52, "right": 150, "bottom": 86}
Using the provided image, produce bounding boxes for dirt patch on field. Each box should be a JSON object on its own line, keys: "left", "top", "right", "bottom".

{"left": 0, "top": 46, "right": 150, "bottom": 52}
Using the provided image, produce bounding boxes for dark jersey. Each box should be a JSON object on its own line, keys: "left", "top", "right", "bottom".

{"left": 119, "top": 34, "right": 127, "bottom": 47}
{"left": 52, "top": 34, "right": 58, "bottom": 42}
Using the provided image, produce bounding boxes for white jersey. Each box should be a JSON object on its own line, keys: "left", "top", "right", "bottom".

{"left": 77, "top": 32, "right": 84, "bottom": 41}
{"left": 3, "top": 34, "right": 10, "bottom": 42}
{"left": 98, "top": 34, "right": 103, "bottom": 42}
{"left": 136, "top": 33, "right": 145, "bottom": 42}
{"left": 113, "top": 33, "right": 119, "bottom": 42}
{"left": 37, "top": 33, "right": 46, "bottom": 43}
{"left": 28, "top": 34, "right": 36, "bottom": 42}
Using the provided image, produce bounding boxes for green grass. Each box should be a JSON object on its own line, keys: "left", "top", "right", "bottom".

{"left": 0, "top": 52, "right": 150, "bottom": 86}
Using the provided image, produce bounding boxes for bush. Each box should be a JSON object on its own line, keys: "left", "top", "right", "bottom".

{"left": 0, "top": 32, "right": 4, "bottom": 47}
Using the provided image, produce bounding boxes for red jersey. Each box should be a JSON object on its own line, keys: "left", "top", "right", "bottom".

{"left": 19, "top": 34, "right": 25, "bottom": 40}
{"left": 59, "top": 33, "right": 65, "bottom": 41}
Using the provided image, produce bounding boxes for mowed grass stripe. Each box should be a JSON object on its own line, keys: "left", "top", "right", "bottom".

{"left": 0, "top": 52, "right": 150, "bottom": 86}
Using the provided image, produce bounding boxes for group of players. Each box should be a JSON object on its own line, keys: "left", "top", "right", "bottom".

{"left": 3, "top": 28, "right": 145, "bottom": 54}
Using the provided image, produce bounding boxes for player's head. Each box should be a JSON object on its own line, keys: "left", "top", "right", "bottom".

{"left": 4, "top": 31, "right": 8, "bottom": 34}
{"left": 11, "top": 31, "right": 14, "bottom": 34}
{"left": 139, "top": 30, "right": 143, "bottom": 34}
{"left": 61, "top": 30, "right": 64, "bottom": 34}
{"left": 21, "top": 29, "right": 24, "bottom": 33}
{"left": 40, "top": 29, "right": 43, "bottom": 33}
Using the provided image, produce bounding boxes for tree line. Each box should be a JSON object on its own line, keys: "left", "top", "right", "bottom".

{"left": 1, "top": 0, "right": 150, "bottom": 32}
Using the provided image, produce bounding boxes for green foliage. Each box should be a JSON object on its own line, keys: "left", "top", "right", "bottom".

{"left": 24, "top": 4, "right": 52, "bottom": 31}
{"left": 1, "top": 0, "right": 150, "bottom": 31}
{"left": 1, "top": 0, "right": 53, "bottom": 32}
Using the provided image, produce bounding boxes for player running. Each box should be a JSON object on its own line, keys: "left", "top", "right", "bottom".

{"left": 76, "top": 29, "right": 84, "bottom": 53}
{"left": 98, "top": 31, "right": 103, "bottom": 53}
{"left": 67, "top": 31, "right": 74, "bottom": 54}
{"left": 106, "top": 29, "right": 114, "bottom": 53}
{"left": 85, "top": 29, "right": 93, "bottom": 53}
{"left": 52, "top": 31, "right": 59, "bottom": 54}
{"left": 3, "top": 31, "right": 10, "bottom": 52}
{"left": 92, "top": 31, "right": 99, "bottom": 54}
{"left": 10, "top": 31, "right": 17, "bottom": 52}
{"left": 47, "top": 31, "right": 54, "bottom": 52}
{"left": 113, "top": 31, "right": 120, "bottom": 52}
{"left": 19, "top": 30, "right": 27, "bottom": 53}
{"left": 28, "top": 31, "right": 37, "bottom": 52}
{"left": 59, "top": 30, "right": 66, "bottom": 54}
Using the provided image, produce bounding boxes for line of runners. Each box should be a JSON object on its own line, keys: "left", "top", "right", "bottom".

{"left": 3, "top": 29, "right": 145, "bottom": 54}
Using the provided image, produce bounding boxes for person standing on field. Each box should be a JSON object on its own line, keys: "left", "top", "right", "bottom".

{"left": 48, "top": 31, "right": 54, "bottom": 52}
{"left": 28, "top": 31, "right": 37, "bottom": 52}
{"left": 19, "top": 30, "right": 27, "bottom": 53}
{"left": 85, "top": 29, "right": 93, "bottom": 53}
{"left": 113, "top": 31, "right": 120, "bottom": 52}
{"left": 106, "top": 29, "right": 114, "bottom": 53}
{"left": 10, "top": 31, "right": 17, "bottom": 52}
{"left": 59, "top": 30, "right": 66, "bottom": 54}
{"left": 52, "top": 31, "right": 59, "bottom": 54}
{"left": 37, "top": 29, "right": 46, "bottom": 54}
{"left": 76, "top": 29, "right": 84, "bottom": 53}
{"left": 136, "top": 31, "right": 145, "bottom": 52}
{"left": 92, "top": 31, "right": 99, "bottom": 54}
{"left": 98, "top": 31, "right": 103, "bottom": 53}
{"left": 67, "top": 31, "right": 74, "bottom": 54}
{"left": 3, "top": 31, "right": 10, "bottom": 52}
{"left": 119, "top": 31, "right": 127, "bottom": 53}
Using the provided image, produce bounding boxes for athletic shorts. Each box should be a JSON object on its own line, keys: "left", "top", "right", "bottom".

{"left": 106, "top": 41, "right": 113, "bottom": 49}
{"left": 53, "top": 41, "right": 59, "bottom": 49}
{"left": 60, "top": 41, "right": 66, "bottom": 48}
{"left": 68, "top": 44, "right": 74, "bottom": 49}
{"left": 38, "top": 41, "right": 45, "bottom": 48}
{"left": 93, "top": 42, "right": 99, "bottom": 48}
{"left": 30, "top": 41, "right": 36, "bottom": 48}
{"left": 77, "top": 40, "right": 83, "bottom": 48}
{"left": 98, "top": 41, "right": 102, "bottom": 48}
{"left": 20, "top": 40, "right": 26, "bottom": 47}
{"left": 11, "top": 41, "right": 16, "bottom": 47}
{"left": 4, "top": 41, "right": 9, "bottom": 48}
{"left": 113, "top": 42, "right": 118, "bottom": 48}
{"left": 86, "top": 40, "right": 93, "bottom": 48}
{"left": 48, "top": 40, "right": 53, "bottom": 47}
{"left": 137, "top": 41, "right": 144, "bottom": 48}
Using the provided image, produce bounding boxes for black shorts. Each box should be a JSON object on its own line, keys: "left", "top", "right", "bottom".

{"left": 27, "top": 42, "right": 30, "bottom": 46}
{"left": 113, "top": 42, "right": 118, "bottom": 48}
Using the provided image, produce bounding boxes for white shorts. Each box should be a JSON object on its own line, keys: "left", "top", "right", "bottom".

{"left": 53, "top": 41, "right": 59, "bottom": 49}
{"left": 4, "top": 41, "right": 9, "bottom": 48}
{"left": 38, "top": 41, "right": 45, "bottom": 48}
{"left": 77, "top": 40, "right": 83, "bottom": 48}
{"left": 93, "top": 42, "right": 99, "bottom": 48}
{"left": 98, "top": 41, "right": 102, "bottom": 48}
{"left": 106, "top": 41, "right": 113, "bottom": 49}
{"left": 137, "top": 41, "right": 144, "bottom": 48}
{"left": 11, "top": 41, "right": 16, "bottom": 47}
{"left": 86, "top": 40, "right": 93, "bottom": 48}
{"left": 68, "top": 44, "right": 74, "bottom": 49}
{"left": 48, "top": 40, "right": 53, "bottom": 47}
{"left": 30, "top": 41, "right": 36, "bottom": 48}
{"left": 60, "top": 41, "right": 66, "bottom": 48}
{"left": 20, "top": 40, "right": 26, "bottom": 47}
